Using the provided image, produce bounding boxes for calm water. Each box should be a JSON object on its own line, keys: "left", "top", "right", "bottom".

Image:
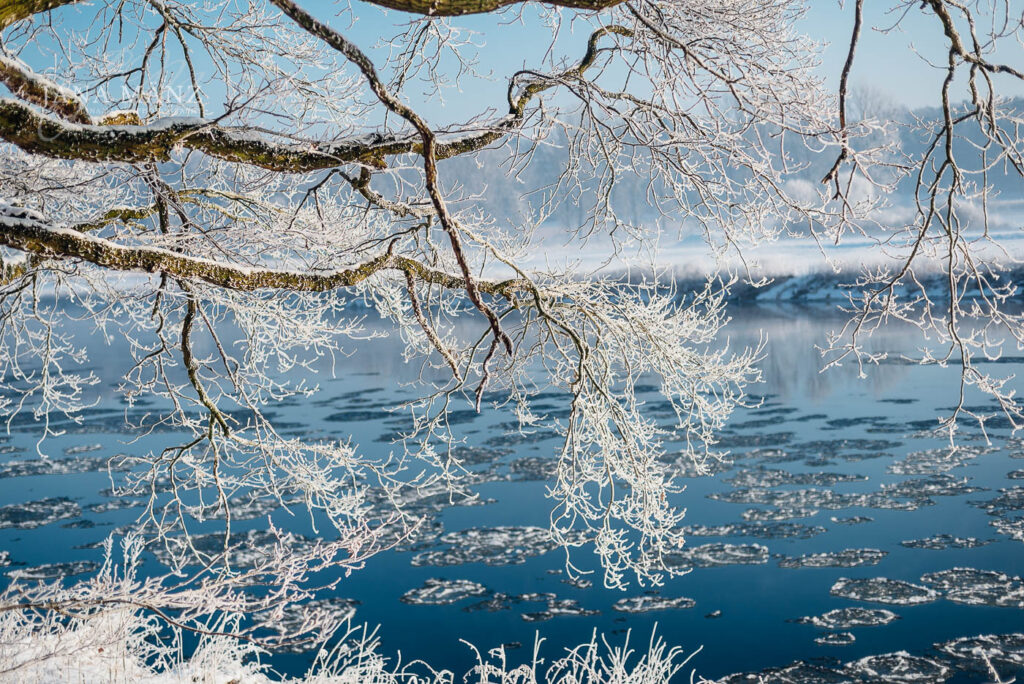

{"left": 1, "top": 302, "right": 1023, "bottom": 681}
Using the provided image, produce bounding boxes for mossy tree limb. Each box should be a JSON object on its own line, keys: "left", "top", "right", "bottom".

{"left": 0, "top": 0, "right": 80, "bottom": 29}
{"left": 0, "top": 209, "right": 529, "bottom": 297}
{"left": 359, "top": 0, "right": 622, "bottom": 17}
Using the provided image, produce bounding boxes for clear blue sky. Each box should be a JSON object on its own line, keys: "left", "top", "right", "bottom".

{"left": 33, "top": 1, "right": 1024, "bottom": 125}
{"left": 340, "top": 0, "right": 1023, "bottom": 125}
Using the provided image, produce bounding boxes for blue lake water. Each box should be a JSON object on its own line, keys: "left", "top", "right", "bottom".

{"left": 1, "top": 302, "right": 1023, "bottom": 682}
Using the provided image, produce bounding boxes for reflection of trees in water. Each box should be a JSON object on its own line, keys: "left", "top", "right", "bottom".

{"left": 346, "top": 304, "right": 925, "bottom": 404}
{"left": 724, "top": 304, "right": 916, "bottom": 402}
{"left": 78, "top": 304, "right": 915, "bottom": 401}
{"left": 60, "top": 302, "right": 965, "bottom": 406}
{"left": 348, "top": 299, "right": 1024, "bottom": 408}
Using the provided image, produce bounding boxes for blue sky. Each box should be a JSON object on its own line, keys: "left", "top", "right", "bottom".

{"left": 31, "top": 1, "right": 1023, "bottom": 126}
{"left": 340, "top": 0, "right": 1023, "bottom": 124}
{"left": 803, "top": 2, "right": 1023, "bottom": 107}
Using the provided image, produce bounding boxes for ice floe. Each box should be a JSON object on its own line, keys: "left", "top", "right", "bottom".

{"left": 921, "top": 567, "right": 1024, "bottom": 608}
{"left": 0, "top": 454, "right": 129, "bottom": 479}
{"left": 741, "top": 506, "right": 819, "bottom": 521}
{"left": 815, "top": 632, "right": 855, "bottom": 646}
{"left": 521, "top": 598, "right": 599, "bottom": 622}
{"left": 666, "top": 543, "right": 769, "bottom": 568}
{"left": 662, "top": 454, "right": 734, "bottom": 478}
{"left": 85, "top": 499, "right": 145, "bottom": 514}
{"left": 791, "top": 607, "right": 899, "bottom": 629}
{"left": 842, "top": 652, "right": 949, "bottom": 682}
{"left": 830, "top": 577, "right": 939, "bottom": 605}
{"left": 400, "top": 578, "right": 490, "bottom": 605}
{"left": 900, "top": 535, "right": 991, "bottom": 550}
{"left": 198, "top": 493, "right": 291, "bottom": 521}
{"left": 507, "top": 456, "right": 557, "bottom": 480}
{"left": 934, "top": 633, "right": 1024, "bottom": 671}
{"left": 793, "top": 438, "right": 903, "bottom": 455}
{"left": 715, "top": 432, "right": 794, "bottom": 448}
{"left": 991, "top": 517, "right": 1024, "bottom": 542}
{"left": 831, "top": 515, "right": 873, "bottom": 525}
{"left": 259, "top": 597, "right": 360, "bottom": 651}
{"left": 725, "top": 468, "right": 867, "bottom": 488}
{"left": 880, "top": 474, "right": 984, "bottom": 500}
{"left": 64, "top": 443, "right": 103, "bottom": 455}
{"left": 973, "top": 486, "right": 1024, "bottom": 516}
{"left": 611, "top": 595, "right": 696, "bottom": 613}
{"left": 411, "top": 526, "right": 578, "bottom": 567}
{"left": 560, "top": 576, "right": 592, "bottom": 589}
{"left": 779, "top": 548, "right": 887, "bottom": 568}
{"left": 8, "top": 560, "right": 98, "bottom": 581}
{"left": 887, "top": 445, "right": 995, "bottom": 475}
{"left": 719, "top": 661, "right": 856, "bottom": 683}
{"left": 151, "top": 529, "right": 312, "bottom": 569}
{"left": 682, "top": 522, "right": 825, "bottom": 539}
{"left": 0, "top": 497, "right": 80, "bottom": 529}
{"left": 720, "top": 638, "right": 1024, "bottom": 683}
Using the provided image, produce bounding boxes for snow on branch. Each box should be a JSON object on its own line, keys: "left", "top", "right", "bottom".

{"left": 0, "top": 202, "right": 528, "bottom": 296}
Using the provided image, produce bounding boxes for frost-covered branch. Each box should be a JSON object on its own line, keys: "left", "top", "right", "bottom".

{"left": 821, "top": 0, "right": 1024, "bottom": 438}
{"left": 0, "top": 202, "right": 528, "bottom": 296}
{"left": 0, "top": 0, "right": 1019, "bottom": 643}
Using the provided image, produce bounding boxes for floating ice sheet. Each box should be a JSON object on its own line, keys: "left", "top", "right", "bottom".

{"left": 400, "top": 578, "right": 490, "bottom": 605}
{"left": 521, "top": 597, "right": 599, "bottom": 622}
{"left": 935, "top": 633, "right": 1024, "bottom": 670}
{"left": 612, "top": 595, "right": 696, "bottom": 613}
{"left": 831, "top": 515, "right": 873, "bottom": 525}
{"left": 8, "top": 560, "right": 98, "bottom": 581}
{"left": 741, "top": 506, "right": 819, "bottom": 521}
{"left": 0, "top": 497, "right": 80, "bottom": 529}
{"left": 830, "top": 577, "right": 939, "bottom": 605}
{"left": 842, "top": 652, "right": 950, "bottom": 683}
{"left": 791, "top": 607, "right": 899, "bottom": 629}
{"left": 815, "top": 632, "right": 855, "bottom": 646}
{"left": 725, "top": 468, "right": 867, "bottom": 488}
{"left": 682, "top": 522, "right": 825, "bottom": 539}
{"left": 900, "top": 535, "right": 991, "bottom": 550}
{"left": 779, "top": 548, "right": 887, "bottom": 569}
{"left": 991, "top": 517, "right": 1024, "bottom": 542}
{"left": 921, "top": 567, "right": 1024, "bottom": 608}
{"left": 411, "top": 526, "right": 579, "bottom": 567}
{"left": 666, "top": 543, "right": 769, "bottom": 568}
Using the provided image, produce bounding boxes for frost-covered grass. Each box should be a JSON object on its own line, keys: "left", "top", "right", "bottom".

{"left": 0, "top": 536, "right": 700, "bottom": 682}
{"left": 0, "top": 538, "right": 700, "bottom": 683}
{"left": 0, "top": 608, "right": 701, "bottom": 684}
{"left": 0, "top": 609, "right": 268, "bottom": 684}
